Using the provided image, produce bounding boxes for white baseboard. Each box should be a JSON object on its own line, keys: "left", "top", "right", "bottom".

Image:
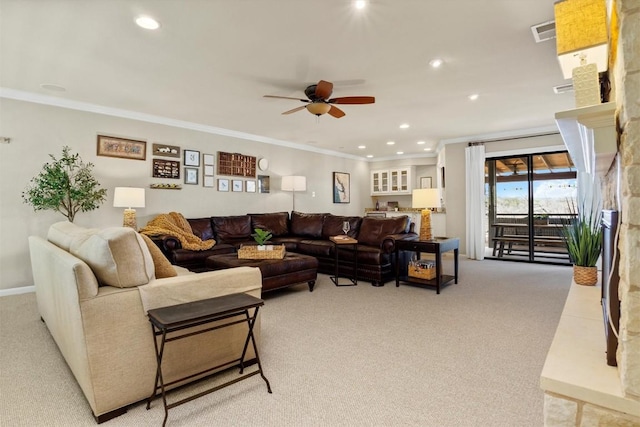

{"left": 0, "top": 286, "right": 35, "bottom": 297}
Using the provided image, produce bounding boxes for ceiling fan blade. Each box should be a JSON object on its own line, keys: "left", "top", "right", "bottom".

{"left": 315, "top": 80, "right": 334, "bottom": 100}
{"left": 264, "top": 95, "right": 309, "bottom": 102}
{"left": 327, "top": 105, "right": 345, "bottom": 118}
{"left": 328, "top": 96, "right": 375, "bottom": 105}
{"left": 282, "top": 105, "right": 307, "bottom": 115}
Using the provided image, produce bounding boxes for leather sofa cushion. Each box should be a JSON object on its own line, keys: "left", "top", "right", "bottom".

{"left": 69, "top": 227, "right": 154, "bottom": 288}
{"left": 249, "top": 212, "right": 289, "bottom": 236}
{"left": 187, "top": 217, "right": 214, "bottom": 241}
{"left": 322, "top": 215, "right": 362, "bottom": 239}
{"left": 297, "top": 240, "right": 333, "bottom": 257}
{"left": 357, "top": 216, "right": 410, "bottom": 247}
{"left": 290, "top": 211, "right": 326, "bottom": 238}
{"left": 212, "top": 215, "right": 252, "bottom": 243}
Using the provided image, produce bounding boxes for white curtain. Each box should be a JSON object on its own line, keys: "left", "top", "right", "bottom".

{"left": 466, "top": 145, "right": 486, "bottom": 260}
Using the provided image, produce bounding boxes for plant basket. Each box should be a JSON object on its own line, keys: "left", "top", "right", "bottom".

{"left": 238, "top": 245, "right": 285, "bottom": 260}
{"left": 573, "top": 265, "right": 597, "bottom": 286}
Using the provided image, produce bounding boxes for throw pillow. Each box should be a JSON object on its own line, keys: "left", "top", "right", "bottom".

{"left": 140, "top": 234, "right": 178, "bottom": 279}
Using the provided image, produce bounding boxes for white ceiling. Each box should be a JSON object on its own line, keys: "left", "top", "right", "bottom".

{"left": 0, "top": 0, "right": 574, "bottom": 160}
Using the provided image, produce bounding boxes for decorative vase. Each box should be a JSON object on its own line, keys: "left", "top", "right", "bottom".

{"left": 573, "top": 265, "right": 598, "bottom": 286}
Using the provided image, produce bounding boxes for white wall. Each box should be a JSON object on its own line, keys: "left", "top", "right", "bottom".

{"left": 0, "top": 98, "right": 370, "bottom": 290}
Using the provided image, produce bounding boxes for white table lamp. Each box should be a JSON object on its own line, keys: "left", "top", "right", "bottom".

{"left": 113, "top": 187, "right": 145, "bottom": 229}
{"left": 412, "top": 188, "right": 441, "bottom": 240}
{"left": 281, "top": 176, "right": 306, "bottom": 211}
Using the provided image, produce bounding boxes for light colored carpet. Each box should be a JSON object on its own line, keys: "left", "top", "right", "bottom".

{"left": 0, "top": 258, "right": 571, "bottom": 426}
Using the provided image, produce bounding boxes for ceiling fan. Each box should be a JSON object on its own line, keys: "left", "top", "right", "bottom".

{"left": 263, "top": 80, "right": 375, "bottom": 118}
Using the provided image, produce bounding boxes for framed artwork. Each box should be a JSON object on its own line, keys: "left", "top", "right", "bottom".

{"left": 441, "top": 167, "right": 446, "bottom": 188}
{"left": 420, "top": 177, "right": 432, "bottom": 189}
{"left": 203, "top": 153, "right": 214, "bottom": 166}
{"left": 97, "top": 135, "right": 146, "bottom": 160}
{"left": 203, "top": 176, "right": 214, "bottom": 188}
{"left": 152, "top": 143, "right": 180, "bottom": 158}
{"left": 152, "top": 159, "right": 180, "bottom": 179}
{"left": 333, "top": 172, "right": 350, "bottom": 204}
{"left": 184, "top": 167, "right": 198, "bottom": 185}
{"left": 245, "top": 180, "right": 256, "bottom": 193}
{"left": 218, "top": 178, "right": 229, "bottom": 192}
{"left": 184, "top": 149, "right": 200, "bottom": 167}
{"left": 258, "top": 175, "right": 270, "bottom": 193}
{"left": 204, "top": 165, "right": 214, "bottom": 176}
{"left": 232, "top": 179, "right": 243, "bottom": 192}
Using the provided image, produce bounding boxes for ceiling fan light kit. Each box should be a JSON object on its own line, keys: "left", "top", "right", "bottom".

{"left": 264, "top": 80, "right": 374, "bottom": 118}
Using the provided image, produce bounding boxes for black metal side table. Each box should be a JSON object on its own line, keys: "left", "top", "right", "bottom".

{"left": 329, "top": 236, "right": 358, "bottom": 286}
{"left": 146, "top": 293, "right": 271, "bottom": 426}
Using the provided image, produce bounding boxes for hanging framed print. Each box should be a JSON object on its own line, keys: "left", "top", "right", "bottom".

{"left": 333, "top": 172, "right": 350, "bottom": 203}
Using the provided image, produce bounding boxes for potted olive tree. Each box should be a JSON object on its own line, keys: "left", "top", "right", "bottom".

{"left": 562, "top": 203, "right": 602, "bottom": 286}
{"left": 22, "top": 146, "right": 107, "bottom": 222}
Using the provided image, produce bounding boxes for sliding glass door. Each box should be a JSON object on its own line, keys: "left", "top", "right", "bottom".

{"left": 486, "top": 151, "right": 576, "bottom": 264}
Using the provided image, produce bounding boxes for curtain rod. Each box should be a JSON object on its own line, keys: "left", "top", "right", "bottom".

{"left": 468, "top": 131, "right": 559, "bottom": 146}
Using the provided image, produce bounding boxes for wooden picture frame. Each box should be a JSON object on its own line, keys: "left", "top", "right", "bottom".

{"left": 97, "top": 135, "right": 146, "bottom": 160}
{"left": 184, "top": 149, "right": 200, "bottom": 167}
{"left": 218, "top": 178, "right": 229, "bottom": 192}
{"left": 152, "top": 143, "right": 180, "bottom": 158}
{"left": 184, "top": 167, "right": 198, "bottom": 185}
{"left": 333, "top": 172, "right": 350, "bottom": 203}
{"left": 152, "top": 159, "right": 180, "bottom": 179}
{"left": 258, "top": 175, "right": 270, "bottom": 193}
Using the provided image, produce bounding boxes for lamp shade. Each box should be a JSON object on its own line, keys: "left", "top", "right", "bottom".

{"left": 281, "top": 176, "right": 307, "bottom": 192}
{"left": 113, "top": 187, "right": 145, "bottom": 208}
{"left": 554, "top": 0, "right": 608, "bottom": 79}
{"left": 412, "top": 189, "right": 440, "bottom": 209}
{"left": 306, "top": 103, "right": 331, "bottom": 116}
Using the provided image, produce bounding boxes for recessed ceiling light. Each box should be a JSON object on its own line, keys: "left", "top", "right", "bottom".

{"left": 40, "top": 83, "right": 66, "bottom": 92}
{"left": 135, "top": 16, "right": 160, "bottom": 30}
{"left": 429, "top": 58, "right": 443, "bottom": 68}
{"left": 399, "top": 123, "right": 410, "bottom": 129}
{"left": 354, "top": 0, "right": 367, "bottom": 9}
{"left": 468, "top": 93, "right": 479, "bottom": 101}
{"left": 396, "top": 151, "right": 404, "bottom": 155}
{"left": 358, "top": 145, "right": 366, "bottom": 149}
{"left": 424, "top": 148, "right": 432, "bottom": 151}
{"left": 417, "top": 141, "right": 426, "bottom": 145}
{"left": 386, "top": 141, "right": 395, "bottom": 145}
{"left": 366, "top": 154, "right": 373, "bottom": 158}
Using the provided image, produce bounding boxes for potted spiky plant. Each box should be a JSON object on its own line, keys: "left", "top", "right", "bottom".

{"left": 251, "top": 228, "right": 273, "bottom": 250}
{"left": 22, "top": 146, "right": 107, "bottom": 222}
{"left": 562, "top": 202, "right": 602, "bottom": 286}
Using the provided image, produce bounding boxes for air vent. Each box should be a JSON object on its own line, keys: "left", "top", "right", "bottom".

{"left": 553, "top": 83, "right": 574, "bottom": 94}
{"left": 531, "top": 20, "right": 556, "bottom": 43}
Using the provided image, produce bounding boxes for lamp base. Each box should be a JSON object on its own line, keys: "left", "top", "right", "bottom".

{"left": 122, "top": 209, "right": 137, "bottom": 230}
{"left": 419, "top": 209, "right": 433, "bottom": 241}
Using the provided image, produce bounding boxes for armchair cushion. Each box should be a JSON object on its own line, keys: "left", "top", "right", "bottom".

{"left": 69, "top": 227, "right": 154, "bottom": 288}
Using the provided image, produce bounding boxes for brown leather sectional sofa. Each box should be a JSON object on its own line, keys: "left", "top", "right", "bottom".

{"left": 152, "top": 211, "right": 419, "bottom": 286}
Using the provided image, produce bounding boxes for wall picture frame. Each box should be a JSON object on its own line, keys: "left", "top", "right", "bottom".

{"left": 420, "top": 176, "right": 432, "bottom": 189}
{"left": 258, "top": 175, "right": 270, "bottom": 193}
{"left": 184, "top": 149, "right": 200, "bottom": 167}
{"left": 203, "top": 176, "right": 215, "bottom": 188}
{"left": 245, "top": 180, "right": 256, "bottom": 193}
{"left": 97, "top": 135, "right": 146, "bottom": 160}
{"left": 218, "top": 178, "right": 229, "bottom": 192}
{"left": 204, "top": 165, "right": 214, "bottom": 176}
{"left": 152, "top": 143, "right": 180, "bottom": 158}
{"left": 152, "top": 159, "right": 180, "bottom": 179}
{"left": 184, "top": 167, "right": 198, "bottom": 185}
{"left": 203, "top": 153, "right": 214, "bottom": 166}
{"left": 232, "top": 179, "right": 243, "bottom": 192}
{"left": 333, "top": 172, "right": 350, "bottom": 203}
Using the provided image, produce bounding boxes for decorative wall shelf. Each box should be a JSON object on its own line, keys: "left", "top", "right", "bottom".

{"left": 555, "top": 101, "right": 616, "bottom": 177}
{"left": 217, "top": 152, "right": 256, "bottom": 177}
{"left": 150, "top": 184, "right": 182, "bottom": 190}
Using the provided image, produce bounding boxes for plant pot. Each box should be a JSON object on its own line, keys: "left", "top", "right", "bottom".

{"left": 573, "top": 265, "right": 598, "bottom": 286}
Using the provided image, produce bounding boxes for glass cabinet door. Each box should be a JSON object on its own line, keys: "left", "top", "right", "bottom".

{"left": 390, "top": 170, "right": 398, "bottom": 191}
{"left": 399, "top": 169, "right": 408, "bottom": 192}
{"left": 381, "top": 171, "right": 389, "bottom": 192}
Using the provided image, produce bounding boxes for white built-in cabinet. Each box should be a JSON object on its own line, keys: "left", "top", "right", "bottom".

{"left": 371, "top": 168, "right": 412, "bottom": 195}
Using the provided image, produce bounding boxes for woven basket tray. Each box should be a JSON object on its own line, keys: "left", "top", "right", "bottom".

{"left": 408, "top": 262, "right": 436, "bottom": 280}
{"left": 238, "top": 245, "right": 286, "bottom": 260}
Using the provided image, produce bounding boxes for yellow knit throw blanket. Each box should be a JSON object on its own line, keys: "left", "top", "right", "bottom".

{"left": 140, "top": 212, "right": 216, "bottom": 251}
